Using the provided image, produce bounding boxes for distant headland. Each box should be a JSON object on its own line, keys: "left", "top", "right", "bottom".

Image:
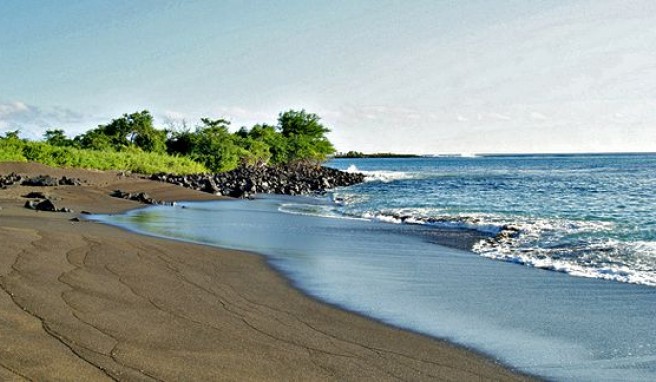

{"left": 334, "top": 151, "right": 420, "bottom": 159}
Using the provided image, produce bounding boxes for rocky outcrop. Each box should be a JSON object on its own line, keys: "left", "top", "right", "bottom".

{"left": 24, "top": 199, "right": 73, "bottom": 213}
{"left": 21, "top": 175, "right": 59, "bottom": 186}
{"left": 482, "top": 225, "right": 523, "bottom": 248}
{"left": 58, "top": 176, "right": 83, "bottom": 185}
{"left": 21, "top": 175, "right": 82, "bottom": 186}
{"left": 111, "top": 190, "right": 174, "bottom": 205}
{"left": 23, "top": 191, "right": 49, "bottom": 199}
{"left": 1, "top": 173, "right": 83, "bottom": 189}
{"left": 150, "top": 164, "right": 365, "bottom": 199}
{"left": 0, "top": 173, "right": 23, "bottom": 188}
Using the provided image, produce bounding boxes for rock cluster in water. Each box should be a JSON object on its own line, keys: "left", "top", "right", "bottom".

{"left": 150, "top": 164, "right": 365, "bottom": 198}
{"left": 482, "top": 225, "right": 522, "bottom": 247}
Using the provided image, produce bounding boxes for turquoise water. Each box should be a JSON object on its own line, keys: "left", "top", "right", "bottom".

{"left": 93, "top": 154, "right": 656, "bottom": 381}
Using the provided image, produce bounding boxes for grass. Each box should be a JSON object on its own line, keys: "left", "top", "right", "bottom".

{"left": 0, "top": 139, "right": 208, "bottom": 174}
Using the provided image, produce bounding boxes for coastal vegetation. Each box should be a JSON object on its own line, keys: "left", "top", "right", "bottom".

{"left": 0, "top": 134, "right": 207, "bottom": 174}
{"left": 0, "top": 109, "right": 336, "bottom": 174}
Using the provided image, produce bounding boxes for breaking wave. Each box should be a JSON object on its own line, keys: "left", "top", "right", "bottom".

{"left": 363, "top": 209, "right": 656, "bottom": 287}
{"left": 280, "top": 195, "right": 656, "bottom": 287}
{"left": 324, "top": 155, "right": 656, "bottom": 287}
{"left": 345, "top": 165, "right": 415, "bottom": 183}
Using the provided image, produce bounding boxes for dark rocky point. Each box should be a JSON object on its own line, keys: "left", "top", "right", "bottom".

{"left": 150, "top": 164, "right": 365, "bottom": 199}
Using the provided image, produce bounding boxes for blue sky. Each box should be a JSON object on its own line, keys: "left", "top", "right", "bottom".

{"left": 1, "top": 0, "right": 655, "bottom": 153}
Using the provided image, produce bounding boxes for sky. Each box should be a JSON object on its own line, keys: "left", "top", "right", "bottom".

{"left": 1, "top": 0, "right": 655, "bottom": 154}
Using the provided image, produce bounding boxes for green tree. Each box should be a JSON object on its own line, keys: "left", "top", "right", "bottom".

{"left": 3, "top": 130, "right": 21, "bottom": 140}
{"left": 234, "top": 126, "right": 250, "bottom": 139}
{"left": 278, "top": 109, "right": 329, "bottom": 138}
{"left": 44, "top": 129, "right": 74, "bottom": 147}
{"left": 234, "top": 135, "right": 271, "bottom": 166}
{"left": 74, "top": 128, "right": 113, "bottom": 151}
{"left": 166, "top": 129, "right": 196, "bottom": 156}
{"left": 133, "top": 127, "right": 166, "bottom": 153}
{"left": 190, "top": 118, "right": 244, "bottom": 172}
{"left": 248, "top": 124, "right": 288, "bottom": 164}
{"left": 75, "top": 110, "right": 166, "bottom": 153}
{"left": 277, "top": 110, "right": 335, "bottom": 162}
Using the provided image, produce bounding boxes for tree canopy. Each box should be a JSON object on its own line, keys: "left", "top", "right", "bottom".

{"left": 8, "top": 109, "right": 336, "bottom": 173}
{"left": 276, "top": 110, "right": 335, "bottom": 163}
{"left": 44, "top": 129, "right": 74, "bottom": 147}
{"left": 75, "top": 111, "right": 166, "bottom": 153}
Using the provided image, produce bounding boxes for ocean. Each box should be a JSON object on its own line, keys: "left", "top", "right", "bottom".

{"left": 92, "top": 154, "right": 656, "bottom": 381}
{"left": 328, "top": 154, "right": 656, "bottom": 287}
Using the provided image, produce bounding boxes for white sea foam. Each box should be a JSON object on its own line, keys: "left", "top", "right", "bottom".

{"left": 473, "top": 226, "right": 656, "bottom": 287}
{"left": 345, "top": 164, "right": 415, "bottom": 183}
{"left": 360, "top": 207, "right": 656, "bottom": 286}
{"left": 319, "top": 202, "right": 656, "bottom": 286}
{"left": 357, "top": 209, "right": 505, "bottom": 234}
{"left": 331, "top": 191, "right": 370, "bottom": 206}
{"left": 327, "top": 154, "right": 656, "bottom": 287}
{"left": 278, "top": 203, "right": 368, "bottom": 221}
{"left": 459, "top": 152, "right": 478, "bottom": 158}
{"left": 474, "top": 241, "right": 656, "bottom": 287}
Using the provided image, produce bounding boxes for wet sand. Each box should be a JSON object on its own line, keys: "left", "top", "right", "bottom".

{"left": 0, "top": 162, "right": 531, "bottom": 381}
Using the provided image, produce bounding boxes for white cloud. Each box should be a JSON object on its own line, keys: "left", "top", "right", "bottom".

{"left": 322, "top": 98, "right": 656, "bottom": 154}
{"left": 0, "top": 101, "right": 28, "bottom": 115}
{"left": 489, "top": 113, "right": 511, "bottom": 121}
{"left": 162, "top": 110, "right": 186, "bottom": 121}
{"left": 158, "top": 106, "right": 278, "bottom": 132}
{"left": 213, "top": 106, "right": 272, "bottom": 127}
{"left": 318, "top": 1, "right": 656, "bottom": 153}
{"left": 0, "top": 100, "right": 90, "bottom": 140}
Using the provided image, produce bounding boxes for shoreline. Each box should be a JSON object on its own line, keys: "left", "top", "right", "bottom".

{"left": 90, "top": 201, "right": 535, "bottom": 379}
{"left": 0, "top": 162, "right": 533, "bottom": 381}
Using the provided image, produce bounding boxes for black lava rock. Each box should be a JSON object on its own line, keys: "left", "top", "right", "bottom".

{"left": 21, "top": 175, "right": 60, "bottom": 187}
{"left": 24, "top": 198, "right": 70, "bottom": 212}
{"left": 59, "top": 176, "right": 82, "bottom": 186}
{"left": 150, "top": 164, "right": 365, "bottom": 199}
{"left": 20, "top": 175, "right": 83, "bottom": 187}
{"left": 110, "top": 189, "right": 172, "bottom": 205}
{"left": 23, "top": 191, "right": 49, "bottom": 199}
{"left": 0, "top": 173, "right": 22, "bottom": 187}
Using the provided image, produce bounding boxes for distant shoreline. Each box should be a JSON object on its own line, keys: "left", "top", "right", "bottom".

{"left": 335, "top": 151, "right": 656, "bottom": 159}
{"left": 334, "top": 151, "right": 421, "bottom": 159}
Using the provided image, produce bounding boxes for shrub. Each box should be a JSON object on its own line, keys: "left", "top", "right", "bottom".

{"left": 0, "top": 138, "right": 207, "bottom": 174}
